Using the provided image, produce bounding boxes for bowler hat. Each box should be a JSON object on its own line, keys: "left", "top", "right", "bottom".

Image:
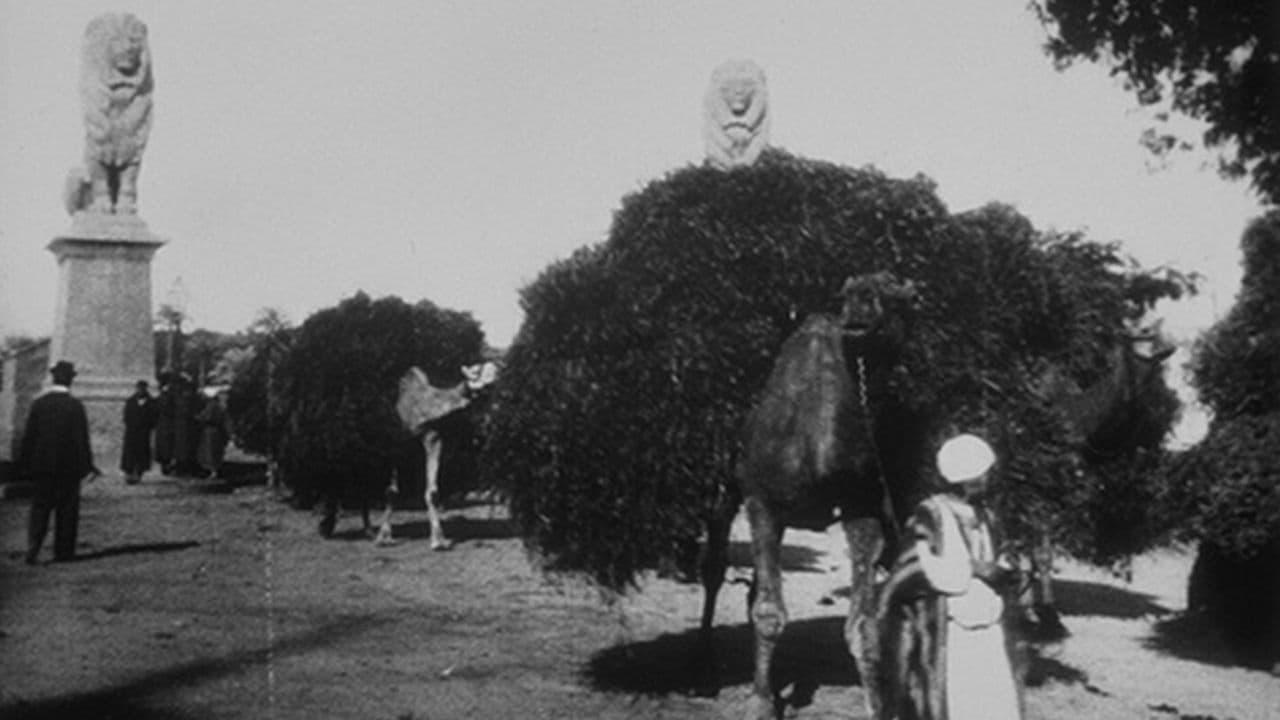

{"left": 50, "top": 360, "right": 78, "bottom": 379}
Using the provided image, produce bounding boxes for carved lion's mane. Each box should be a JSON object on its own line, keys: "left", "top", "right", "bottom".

{"left": 703, "top": 60, "right": 770, "bottom": 170}
{"left": 81, "top": 12, "right": 153, "bottom": 165}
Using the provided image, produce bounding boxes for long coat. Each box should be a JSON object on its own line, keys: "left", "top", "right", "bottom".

{"left": 18, "top": 388, "right": 95, "bottom": 491}
{"left": 196, "top": 398, "right": 231, "bottom": 473}
{"left": 154, "top": 383, "right": 177, "bottom": 466}
{"left": 875, "top": 494, "right": 1022, "bottom": 720}
{"left": 121, "top": 389, "right": 158, "bottom": 473}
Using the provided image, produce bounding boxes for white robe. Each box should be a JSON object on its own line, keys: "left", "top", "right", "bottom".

{"left": 915, "top": 495, "right": 1021, "bottom": 720}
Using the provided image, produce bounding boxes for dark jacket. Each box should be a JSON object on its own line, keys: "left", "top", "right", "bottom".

{"left": 18, "top": 388, "right": 95, "bottom": 487}
{"left": 121, "top": 389, "right": 158, "bottom": 472}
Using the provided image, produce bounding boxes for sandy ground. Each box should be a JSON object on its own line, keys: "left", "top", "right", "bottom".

{"left": 1, "top": 472, "right": 1277, "bottom": 720}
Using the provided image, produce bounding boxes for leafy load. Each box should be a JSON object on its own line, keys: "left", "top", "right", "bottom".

{"left": 271, "top": 292, "right": 484, "bottom": 501}
{"left": 485, "top": 150, "right": 1186, "bottom": 590}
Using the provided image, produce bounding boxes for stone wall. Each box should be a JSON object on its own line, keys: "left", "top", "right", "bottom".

{"left": 0, "top": 339, "right": 51, "bottom": 462}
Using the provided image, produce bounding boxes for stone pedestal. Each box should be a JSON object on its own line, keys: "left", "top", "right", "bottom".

{"left": 49, "top": 212, "right": 165, "bottom": 470}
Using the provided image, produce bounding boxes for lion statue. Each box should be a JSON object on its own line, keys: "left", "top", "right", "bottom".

{"left": 702, "top": 59, "right": 770, "bottom": 170}
{"left": 73, "top": 12, "right": 154, "bottom": 215}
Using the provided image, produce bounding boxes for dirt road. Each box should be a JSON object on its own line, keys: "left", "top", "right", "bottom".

{"left": 1, "top": 473, "right": 1276, "bottom": 719}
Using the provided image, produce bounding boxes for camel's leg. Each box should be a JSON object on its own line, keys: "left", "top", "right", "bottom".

{"left": 842, "top": 515, "right": 886, "bottom": 718}
{"left": 693, "top": 490, "right": 738, "bottom": 696}
{"left": 1029, "top": 534, "right": 1066, "bottom": 638}
{"left": 424, "top": 430, "right": 450, "bottom": 550}
{"left": 374, "top": 471, "right": 397, "bottom": 546}
{"left": 745, "top": 495, "right": 786, "bottom": 720}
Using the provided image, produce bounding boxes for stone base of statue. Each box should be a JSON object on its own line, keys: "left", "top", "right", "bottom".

{"left": 49, "top": 212, "right": 165, "bottom": 471}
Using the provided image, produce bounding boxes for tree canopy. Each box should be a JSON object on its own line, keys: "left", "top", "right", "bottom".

{"left": 1169, "top": 211, "right": 1280, "bottom": 558}
{"left": 1033, "top": 0, "right": 1280, "bottom": 205}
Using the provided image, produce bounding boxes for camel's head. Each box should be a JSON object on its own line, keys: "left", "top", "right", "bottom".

{"left": 837, "top": 271, "right": 919, "bottom": 339}
{"left": 1123, "top": 317, "right": 1176, "bottom": 364}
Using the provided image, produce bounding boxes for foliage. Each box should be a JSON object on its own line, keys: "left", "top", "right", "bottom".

{"left": 272, "top": 292, "right": 484, "bottom": 502}
{"left": 2, "top": 335, "right": 45, "bottom": 353}
{"left": 1171, "top": 212, "right": 1280, "bottom": 559}
{"left": 1032, "top": 0, "right": 1280, "bottom": 205}
{"left": 1189, "top": 213, "right": 1280, "bottom": 417}
{"left": 226, "top": 310, "right": 295, "bottom": 458}
{"left": 484, "top": 150, "right": 1186, "bottom": 590}
{"left": 152, "top": 326, "right": 250, "bottom": 386}
{"left": 1165, "top": 414, "right": 1280, "bottom": 559}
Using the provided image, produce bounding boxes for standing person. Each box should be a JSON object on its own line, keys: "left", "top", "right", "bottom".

{"left": 169, "top": 373, "right": 198, "bottom": 476}
{"left": 120, "top": 379, "right": 158, "bottom": 484}
{"left": 154, "top": 372, "right": 177, "bottom": 474}
{"left": 195, "top": 387, "right": 231, "bottom": 479}
{"left": 874, "top": 433, "right": 1021, "bottom": 720}
{"left": 17, "top": 361, "right": 100, "bottom": 565}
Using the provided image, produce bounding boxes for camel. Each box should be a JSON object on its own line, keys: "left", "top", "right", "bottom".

{"left": 731, "top": 271, "right": 918, "bottom": 720}
{"left": 1018, "top": 317, "right": 1177, "bottom": 631}
{"left": 867, "top": 319, "right": 1179, "bottom": 719}
{"left": 377, "top": 364, "right": 489, "bottom": 549}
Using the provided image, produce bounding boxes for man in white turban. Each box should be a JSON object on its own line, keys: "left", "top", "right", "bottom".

{"left": 873, "top": 434, "right": 1022, "bottom": 720}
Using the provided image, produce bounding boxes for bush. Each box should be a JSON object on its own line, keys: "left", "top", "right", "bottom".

{"left": 1174, "top": 212, "right": 1280, "bottom": 557}
{"left": 485, "top": 150, "right": 1186, "bottom": 590}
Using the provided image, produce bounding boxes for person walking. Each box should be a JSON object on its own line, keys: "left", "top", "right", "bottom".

{"left": 120, "top": 379, "right": 158, "bottom": 484}
{"left": 874, "top": 433, "right": 1022, "bottom": 720}
{"left": 17, "top": 361, "right": 100, "bottom": 565}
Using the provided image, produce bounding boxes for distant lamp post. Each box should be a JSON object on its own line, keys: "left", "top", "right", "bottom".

{"left": 159, "top": 276, "right": 188, "bottom": 374}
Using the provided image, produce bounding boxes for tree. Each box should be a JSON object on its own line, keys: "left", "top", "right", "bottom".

{"left": 155, "top": 302, "right": 186, "bottom": 373}
{"left": 1033, "top": 0, "right": 1280, "bottom": 205}
{"left": 1167, "top": 211, "right": 1280, "bottom": 670}
{"left": 226, "top": 308, "right": 295, "bottom": 460}
{"left": 181, "top": 329, "right": 250, "bottom": 387}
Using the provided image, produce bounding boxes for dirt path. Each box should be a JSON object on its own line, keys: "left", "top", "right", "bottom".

{"left": 1, "top": 474, "right": 1277, "bottom": 719}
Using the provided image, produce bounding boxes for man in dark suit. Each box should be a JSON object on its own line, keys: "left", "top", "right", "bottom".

{"left": 18, "top": 360, "right": 100, "bottom": 564}
{"left": 121, "top": 379, "right": 158, "bottom": 484}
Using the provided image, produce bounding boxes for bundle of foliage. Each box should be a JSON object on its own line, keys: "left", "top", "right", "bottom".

{"left": 1033, "top": 0, "right": 1280, "bottom": 205}
{"left": 485, "top": 149, "right": 1187, "bottom": 590}
{"left": 1166, "top": 211, "right": 1280, "bottom": 667}
{"left": 271, "top": 292, "right": 484, "bottom": 505}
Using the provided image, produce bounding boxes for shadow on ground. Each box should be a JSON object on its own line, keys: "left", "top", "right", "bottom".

{"left": 1053, "top": 578, "right": 1171, "bottom": 619}
{"left": 587, "top": 617, "right": 858, "bottom": 709}
{"left": 728, "top": 541, "right": 826, "bottom": 573}
{"left": 331, "top": 515, "right": 516, "bottom": 544}
{"left": 1023, "top": 643, "right": 1095, "bottom": 691}
{"left": 69, "top": 541, "right": 201, "bottom": 562}
{"left": 0, "top": 614, "right": 393, "bottom": 720}
{"left": 1142, "top": 611, "right": 1274, "bottom": 671}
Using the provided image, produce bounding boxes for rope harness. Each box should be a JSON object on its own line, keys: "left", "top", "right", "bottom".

{"left": 853, "top": 349, "right": 901, "bottom": 546}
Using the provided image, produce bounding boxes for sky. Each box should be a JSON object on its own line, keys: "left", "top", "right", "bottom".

{"left": 0, "top": 1, "right": 1268, "bottom": 439}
